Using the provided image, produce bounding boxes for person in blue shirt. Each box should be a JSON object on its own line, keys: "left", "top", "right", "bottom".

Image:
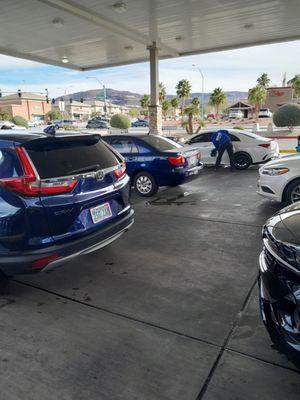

{"left": 211, "top": 129, "right": 235, "bottom": 170}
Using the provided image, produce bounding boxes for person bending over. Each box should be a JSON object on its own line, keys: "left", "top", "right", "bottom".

{"left": 211, "top": 129, "right": 235, "bottom": 170}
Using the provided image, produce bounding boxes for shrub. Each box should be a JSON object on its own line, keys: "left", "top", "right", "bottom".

{"left": 12, "top": 115, "right": 28, "bottom": 128}
{"left": 110, "top": 114, "right": 130, "bottom": 130}
{"left": 47, "top": 109, "right": 62, "bottom": 121}
{"left": 0, "top": 111, "right": 13, "bottom": 121}
{"left": 273, "top": 103, "right": 300, "bottom": 131}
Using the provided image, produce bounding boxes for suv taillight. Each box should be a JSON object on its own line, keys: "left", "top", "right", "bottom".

{"left": 0, "top": 147, "right": 78, "bottom": 196}
{"left": 114, "top": 162, "right": 126, "bottom": 179}
{"left": 167, "top": 155, "right": 186, "bottom": 166}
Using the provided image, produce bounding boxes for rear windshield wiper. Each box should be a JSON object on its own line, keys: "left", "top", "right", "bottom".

{"left": 69, "top": 164, "right": 100, "bottom": 174}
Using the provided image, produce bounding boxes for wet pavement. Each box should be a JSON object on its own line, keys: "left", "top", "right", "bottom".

{"left": 1, "top": 167, "right": 300, "bottom": 399}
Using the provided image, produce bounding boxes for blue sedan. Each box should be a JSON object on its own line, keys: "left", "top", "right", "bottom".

{"left": 131, "top": 120, "right": 149, "bottom": 128}
{"left": 102, "top": 134, "right": 203, "bottom": 196}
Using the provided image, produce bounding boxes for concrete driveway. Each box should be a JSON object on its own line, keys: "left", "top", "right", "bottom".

{"left": 1, "top": 168, "right": 300, "bottom": 399}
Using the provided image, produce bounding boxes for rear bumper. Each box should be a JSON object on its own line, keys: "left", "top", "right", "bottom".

{"left": 0, "top": 208, "right": 134, "bottom": 276}
{"left": 171, "top": 163, "right": 203, "bottom": 185}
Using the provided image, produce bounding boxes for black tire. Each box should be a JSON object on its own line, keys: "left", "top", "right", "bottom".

{"left": 133, "top": 172, "right": 158, "bottom": 197}
{"left": 0, "top": 270, "right": 11, "bottom": 295}
{"left": 284, "top": 179, "right": 300, "bottom": 204}
{"left": 234, "top": 152, "right": 252, "bottom": 170}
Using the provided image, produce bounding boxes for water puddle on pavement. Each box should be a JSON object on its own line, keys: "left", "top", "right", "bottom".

{"left": 146, "top": 191, "right": 197, "bottom": 206}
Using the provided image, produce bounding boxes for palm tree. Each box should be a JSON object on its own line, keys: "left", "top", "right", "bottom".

{"left": 140, "top": 94, "right": 150, "bottom": 108}
{"left": 176, "top": 79, "right": 192, "bottom": 123}
{"left": 288, "top": 75, "right": 300, "bottom": 99}
{"left": 209, "top": 88, "right": 227, "bottom": 119}
{"left": 257, "top": 73, "right": 271, "bottom": 88}
{"left": 170, "top": 97, "right": 179, "bottom": 119}
{"left": 161, "top": 99, "right": 170, "bottom": 120}
{"left": 184, "top": 103, "right": 202, "bottom": 134}
{"left": 159, "top": 82, "right": 166, "bottom": 104}
{"left": 248, "top": 84, "right": 267, "bottom": 118}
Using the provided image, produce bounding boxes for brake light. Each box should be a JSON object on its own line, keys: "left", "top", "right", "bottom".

{"left": 0, "top": 147, "right": 78, "bottom": 196}
{"left": 167, "top": 155, "right": 186, "bottom": 166}
{"left": 114, "top": 162, "right": 126, "bottom": 179}
{"left": 258, "top": 143, "right": 270, "bottom": 148}
{"left": 31, "top": 254, "right": 60, "bottom": 269}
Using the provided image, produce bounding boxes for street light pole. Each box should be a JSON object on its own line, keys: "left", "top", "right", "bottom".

{"left": 192, "top": 64, "right": 205, "bottom": 120}
{"left": 86, "top": 77, "right": 107, "bottom": 118}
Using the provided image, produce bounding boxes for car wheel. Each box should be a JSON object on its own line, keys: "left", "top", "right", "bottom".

{"left": 234, "top": 152, "right": 252, "bottom": 170}
{"left": 133, "top": 172, "right": 158, "bottom": 197}
{"left": 284, "top": 179, "right": 300, "bottom": 204}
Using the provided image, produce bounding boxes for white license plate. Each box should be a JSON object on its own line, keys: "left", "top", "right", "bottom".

{"left": 90, "top": 202, "right": 112, "bottom": 224}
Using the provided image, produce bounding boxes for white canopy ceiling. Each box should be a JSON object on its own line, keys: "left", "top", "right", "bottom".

{"left": 0, "top": 0, "right": 299, "bottom": 70}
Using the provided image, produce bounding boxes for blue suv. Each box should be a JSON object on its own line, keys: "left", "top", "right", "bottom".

{"left": 102, "top": 134, "right": 203, "bottom": 196}
{"left": 0, "top": 132, "right": 134, "bottom": 283}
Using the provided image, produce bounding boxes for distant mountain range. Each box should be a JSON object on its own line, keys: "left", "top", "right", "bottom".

{"left": 57, "top": 88, "right": 248, "bottom": 106}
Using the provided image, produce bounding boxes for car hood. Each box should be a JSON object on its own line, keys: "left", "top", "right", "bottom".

{"left": 266, "top": 202, "right": 300, "bottom": 245}
{"left": 261, "top": 154, "right": 300, "bottom": 169}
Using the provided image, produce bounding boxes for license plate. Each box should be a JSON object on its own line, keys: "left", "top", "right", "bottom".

{"left": 90, "top": 202, "right": 112, "bottom": 224}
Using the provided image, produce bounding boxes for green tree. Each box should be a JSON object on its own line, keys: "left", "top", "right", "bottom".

{"left": 209, "top": 88, "right": 227, "bottom": 119}
{"left": 159, "top": 82, "right": 166, "bottom": 104}
{"left": 257, "top": 73, "right": 271, "bottom": 88}
{"left": 248, "top": 84, "right": 267, "bottom": 118}
{"left": 184, "top": 103, "right": 202, "bottom": 135}
{"left": 170, "top": 97, "right": 179, "bottom": 119}
{"left": 110, "top": 114, "right": 130, "bottom": 131}
{"left": 176, "top": 79, "right": 192, "bottom": 123}
{"left": 128, "top": 108, "right": 140, "bottom": 118}
{"left": 0, "top": 110, "right": 12, "bottom": 121}
{"left": 47, "top": 109, "right": 62, "bottom": 121}
{"left": 273, "top": 103, "right": 300, "bottom": 131}
{"left": 140, "top": 94, "right": 150, "bottom": 108}
{"left": 90, "top": 111, "right": 102, "bottom": 119}
{"left": 12, "top": 115, "right": 28, "bottom": 128}
{"left": 288, "top": 75, "right": 300, "bottom": 98}
{"left": 161, "top": 99, "right": 170, "bottom": 120}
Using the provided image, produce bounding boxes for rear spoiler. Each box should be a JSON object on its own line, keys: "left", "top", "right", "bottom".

{"left": 20, "top": 133, "right": 102, "bottom": 150}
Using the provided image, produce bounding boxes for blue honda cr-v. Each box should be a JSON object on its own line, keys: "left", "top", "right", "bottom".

{"left": 0, "top": 132, "right": 134, "bottom": 283}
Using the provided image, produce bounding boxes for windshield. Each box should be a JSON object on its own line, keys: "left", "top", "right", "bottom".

{"left": 142, "top": 136, "right": 182, "bottom": 151}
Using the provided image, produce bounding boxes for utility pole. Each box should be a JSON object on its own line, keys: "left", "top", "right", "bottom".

{"left": 86, "top": 77, "right": 107, "bottom": 118}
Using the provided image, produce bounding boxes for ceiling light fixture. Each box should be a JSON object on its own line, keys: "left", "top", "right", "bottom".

{"left": 61, "top": 56, "right": 69, "bottom": 64}
{"left": 52, "top": 17, "right": 64, "bottom": 27}
{"left": 124, "top": 45, "right": 133, "bottom": 51}
{"left": 175, "top": 36, "right": 184, "bottom": 41}
{"left": 112, "top": 1, "right": 127, "bottom": 13}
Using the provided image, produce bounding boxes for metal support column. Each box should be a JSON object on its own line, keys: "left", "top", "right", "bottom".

{"left": 147, "top": 42, "right": 162, "bottom": 135}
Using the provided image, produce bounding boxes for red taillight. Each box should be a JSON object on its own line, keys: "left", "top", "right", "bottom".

{"left": 258, "top": 143, "right": 270, "bottom": 148}
{"left": 114, "top": 162, "right": 126, "bottom": 179}
{"left": 167, "top": 155, "right": 186, "bottom": 166}
{"left": 0, "top": 147, "right": 78, "bottom": 196}
{"left": 31, "top": 254, "right": 60, "bottom": 269}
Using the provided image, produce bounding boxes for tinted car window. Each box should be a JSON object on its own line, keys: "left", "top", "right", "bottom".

{"left": 229, "top": 134, "right": 240, "bottom": 142}
{"left": 0, "top": 149, "right": 22, "bottom": 178}
{"left": 142, "top": 136, "right": 182, "bottom": 151}
{"left": 110, "top": 138, "right": 138, "bottom": 153}
{"left": 190, "top": 132, "right": 214, "bottom": 143}
{"left": 25, "top": 136, "right": 119, "bottom": 179}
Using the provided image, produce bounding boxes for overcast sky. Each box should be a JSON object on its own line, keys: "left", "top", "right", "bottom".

{"left": 0, "top": 40, "right": 299, "bottom": 98}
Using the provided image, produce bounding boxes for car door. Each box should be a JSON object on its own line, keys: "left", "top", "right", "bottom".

{"left": 188, "top": 132, "right": 215, "bottom": 164}
{"left": 108, "top": 137, "right": 139, "bottom": 176}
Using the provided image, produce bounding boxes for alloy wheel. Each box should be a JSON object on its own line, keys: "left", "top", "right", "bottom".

{"left": 291, "top": 185, "right": 300, "bottom": 203}
{"left": 136, "top": 176, "right": 152, "bottom": 195}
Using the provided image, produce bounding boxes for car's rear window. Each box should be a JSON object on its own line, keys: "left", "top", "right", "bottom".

{"left": 24, "top": 136, "right": 119, "bottom": 179}
{"left": 142, "top": 136, "right": 182, "bottom": 151}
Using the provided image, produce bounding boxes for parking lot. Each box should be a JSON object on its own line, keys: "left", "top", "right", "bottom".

{"left": 0, "top": 167, "right": 299, "bottom": 400}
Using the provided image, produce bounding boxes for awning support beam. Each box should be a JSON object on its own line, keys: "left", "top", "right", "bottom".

{"left": 148, "top": 42, "right": 162, "bottom": 135}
